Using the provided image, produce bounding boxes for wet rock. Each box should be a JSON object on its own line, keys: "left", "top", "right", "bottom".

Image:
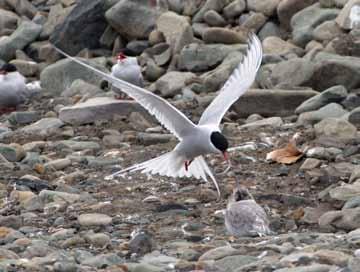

{"left": 156, "top": 11, "right": 193, "bottom": 54}
{"left": 319, "top": 207, "right": 360, "bottom": 231}
{"left": 202, "top": 28, "right": 247, "bottom": 44}
{"left": 106, "top": 0, "right": 161, "bottom": 40}
{"left": 59, "top": 97, "right": 151, "bottom": 125}
{"left": 155, "top": 71, "right": 195, "bottom": 97}
{"left": 314, "top": 118, "right": 357, "bottom": 140}
{"left": 78, "top": 213, "right": 112, "bottom": 227}
{"left": 0, "top": 21, "right": 42, "bottom": 62}
{"left": 291, "top": 3, "right": 339, "bottom": 46}
{"left": 233, "top": 89, "right": 318, "bottom": 117}
{"left": 298, "top": 103, "right": 348, "bottom": 124}
{"left": 295, "top": 85, "right": 348, "bottom": 114}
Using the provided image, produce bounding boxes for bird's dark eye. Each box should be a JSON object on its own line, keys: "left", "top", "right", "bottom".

{"left": 210, "top": 132, "right": 228, "bottom": 152}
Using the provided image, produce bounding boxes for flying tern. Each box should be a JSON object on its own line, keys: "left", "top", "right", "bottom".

{"left": 54, "top": 33, "right": 263, "bottom": 197}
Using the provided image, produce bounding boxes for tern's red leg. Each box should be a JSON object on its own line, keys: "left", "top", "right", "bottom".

{"left": 184, "top": 159, "right": 194, "bottom": 171}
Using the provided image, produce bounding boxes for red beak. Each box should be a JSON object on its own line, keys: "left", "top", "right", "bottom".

{"left": 223, "top": 151, "right": 229, "bottom": 161}
{"left": 117, "top": 52, "right": 126, "bottom": 61}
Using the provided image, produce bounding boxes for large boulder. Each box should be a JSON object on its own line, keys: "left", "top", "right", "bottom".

{"left": 50, "top": 0, "right": 107, "bottom": 56}
{"left": 308, "top": 52, "right": 360, "bottom": 91}
{"left": 40, "top": 4, "right": 74, "bottom": 39}
{"left": 270, "top": 58, "right": 315, "bottom": 88}
{"left": 201, "top": 51, "right": 243, "bottom": 93}
{"left": 0, "top": 21, "right": 42, "bottom": 62}
{"left": 247, "top": 0, "right": 281, "bottom": 17}
{"left": 297, "top": 103, "right": 348, "bottom": 124}
{"left": 277, "top": 0, "right": 318, "bottom": 29}
{"left": 178, "top": 43, "right": 247, "bottom": 72}
{"left": 295, "top": 85, "right": 348, "bottom": 114}
{"left": 59, "top": 97, "right": 152, "bottom": 125}
{"left": 106, "top": 0, "right": 161, "bottom": 40}
{"left": 0, "top": 9, "right": 18, "bottom": 36}
{"left": 291, "top": 3, "right": 339, "bottom": 47}
{"left": 40, "top": 57, "right": 108, "bottom": 96}
{"left": 336, "top": 0, "right": 360, "bottom": 30}
{"left": 156, "top": 11, "right": 193, "bottom": 54}
{"left": 232, "top": 89, "right": 319, "bottom": 117}
{"left": 314, "top": 117, "right": 358, "bottom": 140}
{"left": 155, "top": 71, "right": 195, "bottom": 97}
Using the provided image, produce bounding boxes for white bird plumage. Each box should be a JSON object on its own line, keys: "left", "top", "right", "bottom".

{"left": 54, "top": 33, "right": 263, "bottom": 197}
{"left": 0, "top": 64, "right": 28, "bottom": 111}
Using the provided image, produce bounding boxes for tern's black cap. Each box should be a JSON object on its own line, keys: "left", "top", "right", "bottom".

{"left": 0, "top": 63, "right": 17, "bottom": 72}
{"left": 210, "top": 131, "right": 228, "bottom": 152}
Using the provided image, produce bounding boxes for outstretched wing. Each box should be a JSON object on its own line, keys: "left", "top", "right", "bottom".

{"left": 55, "top": 47, "right": 196, "bottom": 140}
{"left": 198, "top": 33, "right": 263, "bottom": 126}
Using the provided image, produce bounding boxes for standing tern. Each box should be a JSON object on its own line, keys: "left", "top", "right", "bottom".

{"left": 54, "top": 33, "right": 263, "bottom": 197}
{"left": 0, "top": 63, "right": 28, "bottom": 114}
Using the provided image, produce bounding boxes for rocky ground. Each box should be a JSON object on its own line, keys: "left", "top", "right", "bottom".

{"left": 1, "top": 0, "right": 360, "bottom": 271}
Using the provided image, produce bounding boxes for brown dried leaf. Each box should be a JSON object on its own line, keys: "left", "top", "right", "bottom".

{"left": 266, "top": 138, "right": 303, "bottom": 165}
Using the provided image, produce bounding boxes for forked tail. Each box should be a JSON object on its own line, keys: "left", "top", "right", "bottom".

{"left": 105, "top": 151, "right": 221, "bottom": 197}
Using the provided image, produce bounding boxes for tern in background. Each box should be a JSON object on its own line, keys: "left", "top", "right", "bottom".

{"left": 0, "top": 63, "right": 28, "bottom": 114}
{"left": 54, "top": 33, "right": 263, "bottom": 197}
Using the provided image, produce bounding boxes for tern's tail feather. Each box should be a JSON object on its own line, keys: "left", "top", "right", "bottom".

{"left": 105, "top": 151, "right": 220, "bottom": 197}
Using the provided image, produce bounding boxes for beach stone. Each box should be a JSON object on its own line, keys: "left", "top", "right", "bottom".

{"left": 247, "top": 0, "right": 281, "bottom": 16}
{"left": 349, "top": 106, "right": 360, "bottom": 126}
{"left": 291, "top": 3, "right": 339, "bottom": 47}
{"left": 295, "top": 85, "right": 348, "bottom": 114}
{"left": 262, "top": 36, "right": 304, "bottom": 56}
{"left": 106, "top": 0, "right": 161, "bottom": 39}
{"left": 204, "top": 10, "right": 226, "bottom": 27}
{"left": 157, "top": 11, "right": 193, "bottom": 54}
{"left": 223, "top": 0, "right": 246, "bottom": 19}
{"left": 319, "top": 207, "right": 360, "bottom": 231}
{"left": 21, "top": 118, "right": 64, "bottom": 135}
{"left": 298, "top": 103, "right": 348, "bottom": 124}
{"left": 314, "top": 117, "right": 357, "bottom": 139}
{"left": 155, "top": 71, "right": 195, "bottom": 97}
{"left": 78, "top": 213, "right": 112, "bottom": 227}
{"left": 202, "top": 28, "right": 247, "bottom": 44}
{"left": 0, "top": 21, "right": 42, "bottom": 62}
{"left": 336, "top": 0, "right": 360, "bottom": 30}
{"left": 40, "top": 57, "right": 108, "bottom": 96}
{"left": 277, "top": 0, "right": 318, "bottom": 29}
